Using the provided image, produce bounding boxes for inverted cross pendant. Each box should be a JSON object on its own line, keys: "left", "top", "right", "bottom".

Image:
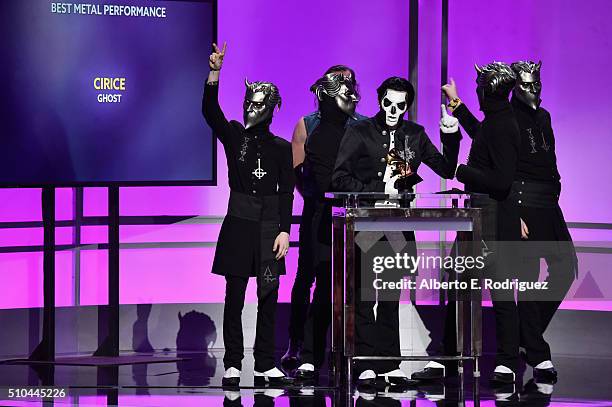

{"left": 252, "top": 159, "right": 267, "bottom": 179}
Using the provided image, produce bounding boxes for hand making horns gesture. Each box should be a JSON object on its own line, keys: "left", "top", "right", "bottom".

{"left": 209, "top": 41, "right": 227, "bottom": 71}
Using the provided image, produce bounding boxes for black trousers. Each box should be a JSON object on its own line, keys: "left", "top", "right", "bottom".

{"left": 491, "top": 205, "right": 575, "bottom": 371}
{"left": 289, "top": 198, "right": 334, "bottom": 368}
{"left": 354, "top": 296, "right": 402, "bottom": 375}
{"left": 299, "top": 260, "right": 332, "bottom": 367}
{"left": 223, "top": 274, "right": 280, "bottom": 372}
{"left": 421, "top": 196, "right": 499, "bottom": 365}
{"left": 288, "top": 199, "right": 317, "bottom": 342}
{"left": 414, "top": 280, "right": 458, "bottom": 362}
{"left": 353, "top": 233, "right": 416, "bottom": 375}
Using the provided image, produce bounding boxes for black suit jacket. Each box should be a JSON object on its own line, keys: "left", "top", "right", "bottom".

{"left": 332, "top": 116, "right": 461, "bottom": 192}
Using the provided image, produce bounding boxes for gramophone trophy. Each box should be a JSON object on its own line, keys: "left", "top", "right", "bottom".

{"left": 386, "top": 147, "right": 422, "bottom": 192}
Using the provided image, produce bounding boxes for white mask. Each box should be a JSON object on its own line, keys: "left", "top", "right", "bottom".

{"left": 380, "top": 89, "right": 408, "bottom": 127}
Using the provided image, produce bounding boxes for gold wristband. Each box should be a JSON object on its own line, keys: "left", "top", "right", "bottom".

{"left": 448, "top": 97, "right": 462, "bottom": 112}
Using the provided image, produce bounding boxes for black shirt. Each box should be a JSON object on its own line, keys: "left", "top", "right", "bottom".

{"left": 202, "top": 83, "right": 295, "bottom": 232}
{"left": 455, "top": 97, "right": 520, "bottom": 200}
{"left": 454, "top": 97, "right": 560, "bottom": 188}
{"left": 302, "top": 101, "right": 349, "bottom": 197}
{"left": 454, "top": 97, "right": 522, "bottom": 242}
{"left": 511, "top": 97, "right": 560, "bottom": 186}
{"left": 332, "top": 113, "right": 461, "bottom": 192}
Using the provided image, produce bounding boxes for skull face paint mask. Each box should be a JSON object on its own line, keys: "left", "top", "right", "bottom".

{"left": 380, "top": 89, "right": 408, "bottom": 127}
{"left": 243, "top": 79, "right": 282, "bottom": 129}
{"left": 511, "top": 61, "right": 542, "bottom": 110}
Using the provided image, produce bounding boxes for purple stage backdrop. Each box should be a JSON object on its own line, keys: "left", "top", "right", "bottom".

{"left": 444, "top": 0, "right": 612, "bottom": 225}
{"left": 0, "top": 0, "right": 611, "bottom": 309}
{"left": 0, "top": 0, "right": 215, "bottom": 185}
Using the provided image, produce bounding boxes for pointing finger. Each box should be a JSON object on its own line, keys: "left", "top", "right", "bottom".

{"left": 441, "top": 104, "right": 448, "bottom": 118}
{"left": 221, "top": 41, "right": 227, "bottom": 55}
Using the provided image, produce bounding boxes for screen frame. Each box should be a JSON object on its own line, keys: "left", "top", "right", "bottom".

{"left": 0, "top": 0, "right": 218, "bottom": 188}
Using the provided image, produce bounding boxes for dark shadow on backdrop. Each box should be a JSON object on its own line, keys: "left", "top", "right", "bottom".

{"left": 132, "top": 304, "right": 155, "bottom": 353}
{"left": 176, "top": 310, "right": 217, "bottom": 387}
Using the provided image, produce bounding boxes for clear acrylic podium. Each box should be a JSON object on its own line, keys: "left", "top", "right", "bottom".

{"left": 327, "top": 192, "right": 484, "bottom": 389}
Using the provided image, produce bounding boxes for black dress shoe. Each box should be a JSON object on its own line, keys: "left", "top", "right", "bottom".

{"left": 411, "top": 367, "right": 445, "bottom": 381}
{"left": 222, "top": 376, "right": 240, "bottom": 387}
{"left": 490, "top": 371, "right": 516, "bottom": 384}
{"left": 254, "top": 375, "right": 294, "bottom": 387}
{"left": 534, "top": 367, "right": 557, "bottom": 384}
{"left": 522, "top": 378, "right": 554, "bottom": 402}
{"left": 356, "top": 376, "right": 377, "bottom": 388}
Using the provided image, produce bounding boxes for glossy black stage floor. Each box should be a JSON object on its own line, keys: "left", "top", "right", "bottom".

{"left": 0, "top": 350, "right": 611, "bottom": 406}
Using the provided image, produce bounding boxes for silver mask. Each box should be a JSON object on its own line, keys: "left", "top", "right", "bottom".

{"left": 311, "top": 73, "right": 359, "bottom": 118}
{"left": 511, "top": 60, "right": 542, "bottom": 110}
{"left": 243, "top": 79, "right": 281, "bottom": 129}
{"left": 475, "top": 61, "right": 517, "bottom": 104}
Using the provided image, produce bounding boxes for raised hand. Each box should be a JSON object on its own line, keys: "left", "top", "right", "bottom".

{"left": 439, "top": 104, "right": 459, "bottom": 133}
{"left": 441, "top": 77, "right": 458, "bottom": 101}
{"left": 209, "top": 42, "right": 227, "bottom": 71}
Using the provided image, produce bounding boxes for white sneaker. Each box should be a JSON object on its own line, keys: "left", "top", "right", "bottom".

{"left": 379, "top": 368, "right": 408, "bottom": 378}
{"left": 223, "top": 390, "right": 240, "bottom": 401}
{"left": 355, "top": 389, "right": 376, "bottom": 400}
{"left": 297, "top": 363, "right": 315, "bottom": 372}
{"left": 254, "top": 367, "right": 292, "bottom": 385}
{"left": 358, "top": 369, "right": 376, "bottom": 380}
{"left": 535, "top": 360, "right": 554, "bottom": 370}
{"left": 424, "top": 360, "right": 445, "bottom": 369}
{"left": 536, "top": 383, "right": 554, "bottom": 395}
{"left": 254, "top": 367, "right": 285, "bottom": 378}
{"left": 222, "top": 367, "right": 241, "bottom": 386}
{"left": 223, "top": 367, "right": 241, "bottom": 378}
{"left": 493, "top": 365, "right": 516, "bottom": 383}
{"left": 254, "top": 388, "right": 284, "bottom": 398}
{"left": 494, "top": 365, "right": 514, "bottom": 374}
{"left": 495, "top": 391, "right": 514, "bottom": 401}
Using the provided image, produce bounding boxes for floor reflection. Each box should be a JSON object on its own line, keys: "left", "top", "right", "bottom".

{"left": 0, "top": 352, "right": 611, "bottom": 406}
{"left": 1, "top": 387, "right": 612, "bottom": 407}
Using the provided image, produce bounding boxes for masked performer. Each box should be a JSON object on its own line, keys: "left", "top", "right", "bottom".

{"left": 440, "top": 61, "right": 576, "bottom": 384}
{"left": 274, "top": 72, "right": 360, "bottom": 381}
{"left": 202, "top": 42, "right": 294, "bottom": 387}
{"left": 439, "top": 62, "right": 522, "bottom": 385}
{"left": 283, "top": 66, "right": 366, "bottom": 366}
{"left": 331, "top": 76, "right": 461, "bottom": 387}
{"left": 410, "top": 62, "right": 520, "bottom": 383}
